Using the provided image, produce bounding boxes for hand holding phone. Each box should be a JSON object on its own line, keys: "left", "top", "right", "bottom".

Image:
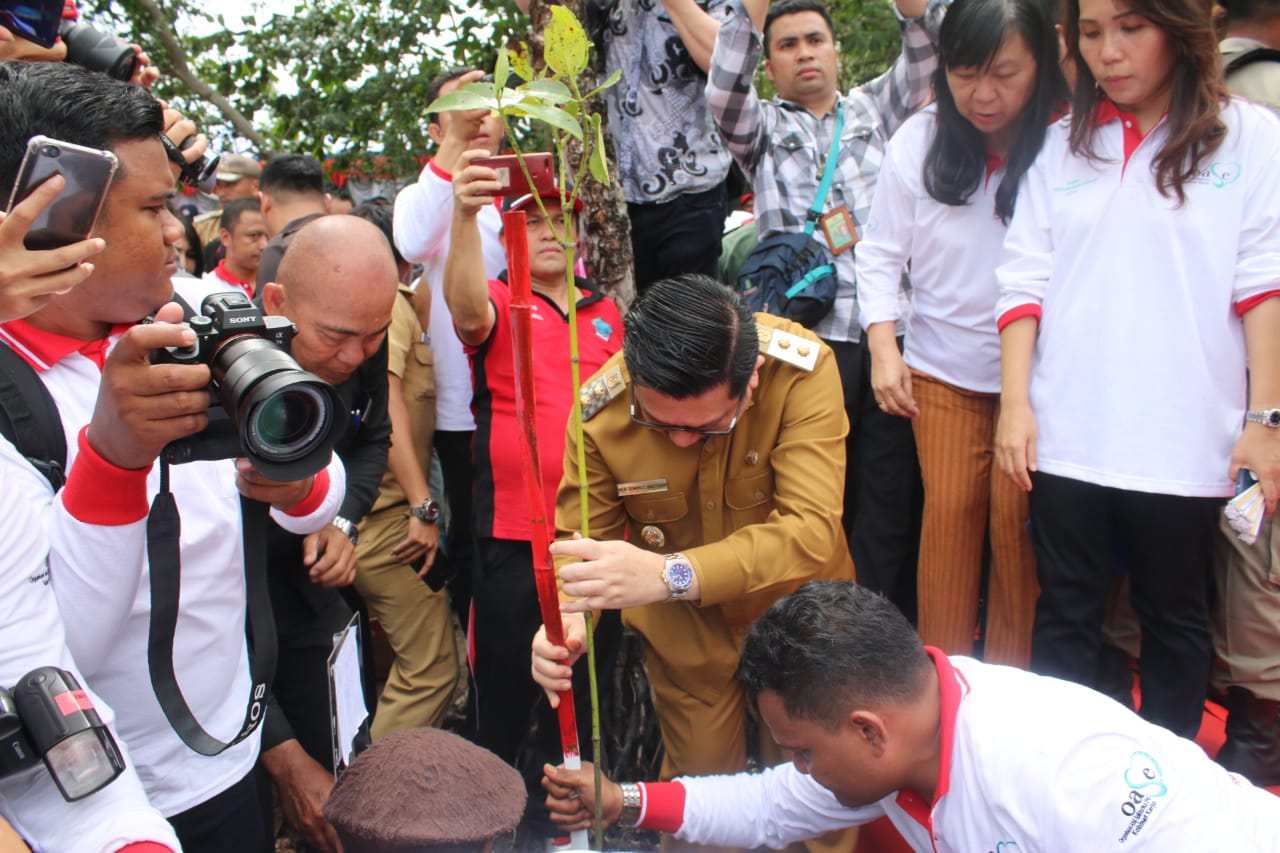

{"left": 471, "top": 152, "right": 555, "bottom": 198}
{"left": 6, "top": 135, "right": 118, "bottom": 251}
{"left": 0, "top": 174, "right": 105, "bottom": 323}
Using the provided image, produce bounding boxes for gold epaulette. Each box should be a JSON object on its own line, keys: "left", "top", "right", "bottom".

{"left": 758, "top": 326, "right": 818, "bottom": 372}
{"left": 580, "top": 365, "right": 626, "bottom": 420}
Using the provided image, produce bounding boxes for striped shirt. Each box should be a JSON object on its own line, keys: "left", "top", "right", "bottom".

{"left": 706, "top": 0, "right": 946, "bottom": 342}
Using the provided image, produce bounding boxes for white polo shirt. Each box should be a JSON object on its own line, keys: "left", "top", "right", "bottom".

{"left": 0, "top": 276, "right": 346, "bottom": 816}
{"left": 995, "top": 98, "right": 1280, "bottom": 497}
{"left": 392, "top": 159, "right": 506, "bottom": 432}
{"left": 638, "top": 651, "right": 1280, "bottom": 851}
{"left": 857, "top": 105, "right": 1008, "bottom": 393}
{"left": 0, "top": 439, "right": 180, "bottom": 853}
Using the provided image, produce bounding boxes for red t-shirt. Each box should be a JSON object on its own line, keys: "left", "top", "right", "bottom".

{"left": 466, "top": 277, "right": 622, "bottom": 541}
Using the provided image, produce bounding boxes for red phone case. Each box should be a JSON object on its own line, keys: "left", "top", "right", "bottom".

{"left": 474, "top": 153, "right": 555, "bottom": 198}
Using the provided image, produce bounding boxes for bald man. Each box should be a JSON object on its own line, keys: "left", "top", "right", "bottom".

{"left": 255, "top": 215, "right": 399, "bottom": 853}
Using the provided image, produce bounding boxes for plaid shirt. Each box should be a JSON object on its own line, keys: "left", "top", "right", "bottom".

{"left": 707, "top": 0, "right": 947, "bottom": 342}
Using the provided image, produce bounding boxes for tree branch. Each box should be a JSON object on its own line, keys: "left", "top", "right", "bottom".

{"left": 131, "top": 0, "right": 271, "bottom": 151}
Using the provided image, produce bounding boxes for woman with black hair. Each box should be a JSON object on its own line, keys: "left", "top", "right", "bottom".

{"left": 996, "top": 0, "right": 1280, "bottom": 738}
{"left": 856, "top": 0, "right": 1067, "bottom": 667}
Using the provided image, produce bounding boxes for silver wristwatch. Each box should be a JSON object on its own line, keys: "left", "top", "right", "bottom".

{"left": 618, "top": 782, "right": 642, "bottom": 827}
{"left": 331, "top": 515, "right": 359, "bottom": 547}
{"left": 1245, "top": 408, "right": 1280, "bottom": 429}
{"left": 661, "top": 554, "right": 695, "bottom": 600}
{"left": 408, "top": 497, "right": 441, "bottom": 523}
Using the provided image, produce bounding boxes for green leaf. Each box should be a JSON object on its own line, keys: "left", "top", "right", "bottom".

{"left": 494, "top": 47, "right": 510, "bottom": 96}
{"left": 583, "top": 68, "right": 623, "bottom": 100}
{"left": 544, "top": 5, "right": 589, "bottom": 78}
{"left": 520, "top": 78, "right": 574, "bottom": 105}
{"left": 508, "top": 101, "right": 584, "bottom": 140}
{"left": 510, "top": 43, "right": 534, "bottom": 82}
{"left": 428, "top": 84, "right": 499, "bottom": 115}
{"left": 590, "top": 113, "right": 609, "bottom": 185}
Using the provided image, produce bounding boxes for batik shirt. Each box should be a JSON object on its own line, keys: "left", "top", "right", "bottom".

{"left": 601, "top": 0, "right": 733, "bottom": 204}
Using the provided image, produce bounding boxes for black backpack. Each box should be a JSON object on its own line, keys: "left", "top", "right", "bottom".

{"left": 0, "top": 343, "right": 66, "bottom": 491}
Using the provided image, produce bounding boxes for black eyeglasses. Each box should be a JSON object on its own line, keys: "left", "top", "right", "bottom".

{"left": 630, "top": 386, "right": 746, "bottom": 437}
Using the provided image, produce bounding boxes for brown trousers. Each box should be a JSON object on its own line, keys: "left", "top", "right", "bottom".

{"left": 911, "top": 370, "right": 1037, "bottom": 667}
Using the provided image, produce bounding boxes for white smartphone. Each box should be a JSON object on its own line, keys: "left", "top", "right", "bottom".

{"left": 5, "top": 135, "right": 119, "bottom": 251}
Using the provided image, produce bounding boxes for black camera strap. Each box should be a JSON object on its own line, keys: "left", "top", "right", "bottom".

{"left": 146, "top": 460, "right": 276, "bottom": 756}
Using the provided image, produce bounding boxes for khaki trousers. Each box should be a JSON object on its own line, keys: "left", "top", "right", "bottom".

{"left": 355, "top": 504, "right": 460, "bottom": 737}
{"left": 911, "top": 370, "right": 1037, "bottom": 667}
{"left": 1213, "top": 513, "right": 1280, "bottom": 700}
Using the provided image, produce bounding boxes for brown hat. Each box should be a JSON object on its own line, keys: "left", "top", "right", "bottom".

{"left": 215, "top": 152, "right": 261, "bottom": 182}
{"left": 323, "top": 728, "right": 526, "bottom": 852}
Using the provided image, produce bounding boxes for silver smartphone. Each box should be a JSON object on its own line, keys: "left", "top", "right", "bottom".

{"left": 5, "top": 135, "right": 119, "bottom": 251}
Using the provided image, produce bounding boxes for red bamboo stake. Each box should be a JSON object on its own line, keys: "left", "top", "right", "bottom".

{"left": 503, "top": 208, "right": 588, "bottom": 850}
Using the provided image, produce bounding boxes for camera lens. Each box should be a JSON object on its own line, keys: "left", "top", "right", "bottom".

{"left": 248, "top": 384, "right": 328, "bottom": 458}
{"left": 42, "top": 145, "right": 60, "bottom": 158}
{"left": 208, "top": 337, "right": 343, "bottom": 481}
{"left": 58, "top": 20, "right": 138, "bottom": 82}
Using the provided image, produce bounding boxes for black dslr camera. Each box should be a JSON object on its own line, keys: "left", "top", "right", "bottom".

{"left": 152, "top": 292, "right": 344, "bottom": 482}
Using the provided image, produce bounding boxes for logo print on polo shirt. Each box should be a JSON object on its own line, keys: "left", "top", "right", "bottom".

{"left": 1188, "top": 162, "right": 1241, "bottom": 189}
{"left": 1116, "top": 750, "right": 1168, "bottom": 844}
{"left": 986, "top": 841, "right": 1021, "bottom": 853}
{"left": 593, "top": 317, "right": 613, "bottom": 342}
{"left": 1052, "top": 177, "right": 1100, "bottom": 195}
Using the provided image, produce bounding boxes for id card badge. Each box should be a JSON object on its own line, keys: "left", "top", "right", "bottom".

{"left": 819, "top": 205, "right": 858, "bottom": 256}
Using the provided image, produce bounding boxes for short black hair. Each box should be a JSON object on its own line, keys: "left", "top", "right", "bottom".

{"left": 219, "top": 196, "right": 261, "bottom": 232}
{"left": 763, "top": 0, "right": 836, "bottom": 59}
{"left": 258, "top": 152, "right": 325, "bottom": 199}
{"left": 1219, "top": 0, "right": 1280, "bottom": 22}
{"left": 426, "top": 65, "right": 481, "bottom": 125}
{"left": 623, "top": 274, "right": 758, "bottom": 400}
{"left": 0, "top": 61, "right": 163, "bottom": 200}
{"left": 737, "top": 581, "right": 932, "bottom": 730}
{"left": 349, "top": 201, "right": 405, "bottom": 268}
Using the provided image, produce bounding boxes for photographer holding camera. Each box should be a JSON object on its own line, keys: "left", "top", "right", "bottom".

{"left": 254, "top": 213, "right": 398, "bottom": 853}
{"left": 0, "top": 61, "right": 348, "bottom": 852}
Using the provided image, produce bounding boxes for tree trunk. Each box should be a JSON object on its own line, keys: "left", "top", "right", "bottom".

{"left": 130, "top": 0, "right": 272, "bottom": 152}
{"left": 523, "top": 0, "right": 636, "bottom": 312}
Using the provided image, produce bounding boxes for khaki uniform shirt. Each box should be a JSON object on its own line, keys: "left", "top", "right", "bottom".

{"left": 368, "top": 285, "right": 436, "bottom": 514}
{"left": 556, "top": 313, "right": 854, "bottom": 704}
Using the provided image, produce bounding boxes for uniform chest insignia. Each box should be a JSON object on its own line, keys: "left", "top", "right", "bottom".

{"left": 580, "top": 365, "right": 625, "bottom": 420}
{"left": 763, "top": 328, "right": 818, "bottom": 372}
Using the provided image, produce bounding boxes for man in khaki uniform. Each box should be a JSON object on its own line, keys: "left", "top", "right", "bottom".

{"left": 353, "top": 280, "right": 460, "bottom": 736}
{"left": 350, "top": 202, "right": 460, "bottom": 738}
{"left": 532, "top": 275, "right": 854, "bottom": 848}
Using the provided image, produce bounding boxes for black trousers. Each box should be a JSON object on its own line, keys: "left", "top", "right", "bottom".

{"left": 628, "top": 183, "right": 726, "bottom": 293}
{"left": 471, "top": 536, "right": 619, "bottom": 832}
{"left": 434, "top": 429, "right": 477, "bottom": 623}
{"left": 1028, "top": 472, "right": 1219, "bottom": 737}
{"left": 168, "top": 767, "right": 272, "bottom": 853}
{"left": 824, "top": 337, "right": 922, "bottom": 621}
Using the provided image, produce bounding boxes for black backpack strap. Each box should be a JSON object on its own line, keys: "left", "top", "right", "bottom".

{"left": 1226, "top": 47, "right": 1280, "bottom": 77}
{"left": 147, "top": 460, "right": 276, "bottom": 755}
{"left": 0, "top": 343, "right": 66, "bottom": 491}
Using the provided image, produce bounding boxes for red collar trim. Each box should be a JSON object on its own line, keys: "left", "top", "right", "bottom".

{"left": 0, "top": 319, "right": 132, "bottom": 372}
{"left": 1089, "top": 98, "right": 1155, "bottom": 166}
{"left": 212, "top": 259, "right": 254, "bottom": 296}
{"left": 984, "top": 149, "right": 1007, "bottom": 179}
{"left": 428, "top": 158, "right": 452, "bottom": 182}
{"left": 894, "top": 648, "right": 967, "bottom": 830}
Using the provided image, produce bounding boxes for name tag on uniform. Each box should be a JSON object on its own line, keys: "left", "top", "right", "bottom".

{"left": 617, "top": 478, "right": 668, "bottom": 497}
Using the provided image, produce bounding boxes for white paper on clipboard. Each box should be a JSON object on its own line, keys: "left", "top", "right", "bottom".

{"left": 327, "top": 612, "right": 368, "bottom": 771}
